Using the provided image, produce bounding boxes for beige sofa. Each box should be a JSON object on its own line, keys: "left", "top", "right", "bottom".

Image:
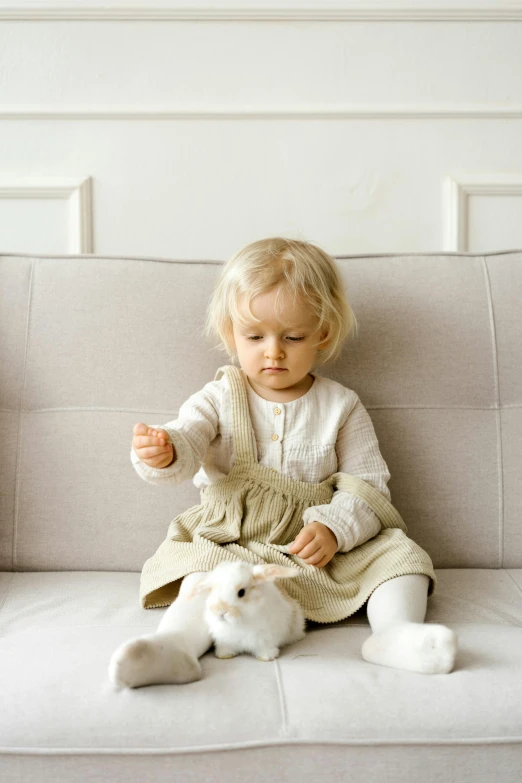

{"left": 1, "top": 249, "right": 521, "bottom": 782}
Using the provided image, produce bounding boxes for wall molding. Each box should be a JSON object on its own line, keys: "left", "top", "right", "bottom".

{"left": 443, "top": 174, "right": 522, "bottom": 251}
{"left": 1, "top": 105, "right": 522, "bottom": 121}
{"left": 0, "top": 177, "right": 93, "bottom": 253}
{"left": 1, "top": 3, "right": 522, "bottom": 22}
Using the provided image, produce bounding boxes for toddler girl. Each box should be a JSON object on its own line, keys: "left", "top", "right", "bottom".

{"left": 109, "top": 237, "right": 457, "bottom": 688}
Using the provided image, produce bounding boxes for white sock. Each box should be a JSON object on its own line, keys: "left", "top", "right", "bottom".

{"left": 363, "top": 574, "right": 458, "bottom": 675}
{"left": 108, "top": 630, "right": 202, "bottom": 689}
{"left": 361, "top": 621, "right": 458, "bottom": 674}
{"left": 108, "top": 572, "right": 212, "bottom": 689}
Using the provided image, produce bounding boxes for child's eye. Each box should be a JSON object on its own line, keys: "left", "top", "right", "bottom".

{"left": 246, "top": 336, "right": 304, "bottom": 342}
{"left": 237, "top": 588, "right": 246, "bottom": 598}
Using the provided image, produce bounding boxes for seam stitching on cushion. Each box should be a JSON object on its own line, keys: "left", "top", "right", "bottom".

{"left": 0, "top": 573, "right": 15, "bottom": 633}
{"left": 1, "top": 737, "right": 522, "bottom": 754}
{"left": 365, "top": 404, "right": 510, "bottom": 410}
{"left": 505, "top": 570, "right": 522, "bottom": 598}
{"left": 0, "top": 254, "right": 224, "bottom": 265}
{"left": 273, "top": 658, "right": 289, "bottom": 738}
{"left": 12, "top": 259, "right": 36, "bottom": 572}
{"left": 2, "top": 249, "right": 522, "bottom": 261}
{"left": 12, "top": 407, "right": 180, "bottom": 415}
{"left": 482, "top": 257, "right": 503, "bottom": 569}
{"left": 3, "top": 404, "right": 521, "bottom": 414}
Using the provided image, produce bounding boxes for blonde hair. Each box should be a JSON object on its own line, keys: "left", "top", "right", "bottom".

{"left": 204, "top": 237, "right": 358, "bottom": 366}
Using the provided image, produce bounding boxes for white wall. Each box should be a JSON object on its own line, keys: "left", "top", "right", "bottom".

{"left": 0, "top": 0, "right": 521, "bottom": 258}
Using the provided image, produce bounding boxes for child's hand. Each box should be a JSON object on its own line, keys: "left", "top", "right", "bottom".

{"left": 132, "top": 422, "right": 175, "bottom": 469}
{"left": 288, "top": 522, "right": 338, "bottom": 568}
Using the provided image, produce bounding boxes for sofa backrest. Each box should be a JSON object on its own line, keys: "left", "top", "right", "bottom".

{"left": 1, "top": 251, "right": 521, "bottom": 572}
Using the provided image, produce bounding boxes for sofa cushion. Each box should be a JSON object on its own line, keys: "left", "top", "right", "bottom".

{"left": 1, "top": 569, "right": 521, "bottom": 774}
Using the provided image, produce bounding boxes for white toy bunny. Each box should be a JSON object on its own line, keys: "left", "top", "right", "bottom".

{"left": 189, "top": 560, "right": 306, "bottom": 661}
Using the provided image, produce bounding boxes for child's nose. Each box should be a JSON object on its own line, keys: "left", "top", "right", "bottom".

{"left": 265, "top": 338, "right": 284, "bottom": 357}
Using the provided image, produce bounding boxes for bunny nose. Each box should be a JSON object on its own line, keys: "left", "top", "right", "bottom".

{"left": 212, "top": 600, "right": 229, "bottom": 619}
{"left": 211, "top": 600, "right": 240, "bottom": 620}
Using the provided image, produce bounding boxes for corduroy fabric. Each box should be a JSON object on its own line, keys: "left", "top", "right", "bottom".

{"left": 140, "top": 365, "right": 437, "bottom": 621}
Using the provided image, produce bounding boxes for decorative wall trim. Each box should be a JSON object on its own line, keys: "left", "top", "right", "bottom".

{"left": 1, "top": 105, "right": 522, "bottom": 121}
{"left": 443, "top": 174, "right": 522, "bottom": 251}
{"left": 1, "top": 3, "right": 522, "bottom": 22}
{"left": 0, "top": 177, "right": 93, "bottom": 253}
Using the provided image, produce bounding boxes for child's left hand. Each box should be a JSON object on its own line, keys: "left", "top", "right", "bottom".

{"left": 288, "top": 522, "right": 338, "bottom": 568}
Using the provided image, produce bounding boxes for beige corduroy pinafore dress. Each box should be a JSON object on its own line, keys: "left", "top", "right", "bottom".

{"left": 140, "top": 365, "right": 437, "bottom": 622}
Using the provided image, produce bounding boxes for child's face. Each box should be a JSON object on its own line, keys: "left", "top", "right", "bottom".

{"left": 230, "top": 286, "right": 328, "bottom": 400}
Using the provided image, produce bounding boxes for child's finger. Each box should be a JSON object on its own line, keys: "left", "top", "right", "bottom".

{"left": 313, "top": 554, "right": 332, "bottom": 568}
{"left": 301, "top": 552, "right": 329, "bottom": 569}
{"left": 151, "top": 428, "right": 170, "bottom": 442}
{"left": 146, "top": 427, "right": 169, "bottom": 442}
{"left": 295, "top": 540, "right": 322, "bottom": 561}
{"left": 137, "top": 445, "right": 172, "bottom": 460}
{"left": 134, "top": 422, "right": 149, "bottom": 436}
{"left": 288, "top": 526, "right": 314, "bottom": 554}
{"left": 134, "top": 435, "right": 168, "bottom": 448}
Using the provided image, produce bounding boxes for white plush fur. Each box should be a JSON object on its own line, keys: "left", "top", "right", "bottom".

{"left": 191, "top": 561, "right": 306, "bottom": 661}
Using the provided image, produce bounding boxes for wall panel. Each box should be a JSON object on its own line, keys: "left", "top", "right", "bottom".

{"left": 0, "top": 2, "right": 521, "bottom": 256}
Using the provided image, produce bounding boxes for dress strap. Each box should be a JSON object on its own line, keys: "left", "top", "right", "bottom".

{"left": 214, "top": 364, "right": 258, "bottom": 466}
{"left": 329, "top": 472, "right": 409, "bottom": 533}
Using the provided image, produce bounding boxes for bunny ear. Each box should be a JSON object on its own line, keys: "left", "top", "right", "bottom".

{"left": 252, "top": 564, "right": 299, "bottom": 583}
{"left": 187, "top": 575, "right": 213, "bottom": 599}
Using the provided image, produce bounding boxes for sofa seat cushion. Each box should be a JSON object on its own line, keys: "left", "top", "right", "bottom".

{"left": 1, "top": 569, "right": 522, "bottom": 767}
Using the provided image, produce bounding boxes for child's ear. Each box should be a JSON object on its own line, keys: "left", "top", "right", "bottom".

{"left": 225, "top": 324, "right": 236, "bottom": 352}
{"left": 318, "top": 331, "right": 331, "bottom": 351}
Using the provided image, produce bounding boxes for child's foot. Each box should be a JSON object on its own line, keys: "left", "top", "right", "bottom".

{"left": 108, "top": 632, "right": 202, "bottom": 688}
{"left": 361, "top": 622, "right": 457, "bottom": 674}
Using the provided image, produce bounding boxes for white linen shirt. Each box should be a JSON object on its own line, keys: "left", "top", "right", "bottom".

{"left": 131, "top": 369, "right": 392, "bottom": 553}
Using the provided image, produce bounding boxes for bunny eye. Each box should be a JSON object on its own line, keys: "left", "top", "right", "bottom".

{"left": 237, "top": 588, "right": 246, "bottom": 598}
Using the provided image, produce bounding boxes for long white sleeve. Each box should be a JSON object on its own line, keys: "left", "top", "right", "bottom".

{"left": 129, "top": 372, "right": 392, "bottom": 551}
{"left": 130, "top": 382, "right": 220, "bottom": 486}
{"left": 301, "top": 396, "right": 391, "bottom": 552}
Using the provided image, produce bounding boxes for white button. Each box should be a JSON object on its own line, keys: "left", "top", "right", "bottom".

{"left": 274, "top": 407, "right": 281, "bottom": 415}
{"left": 271, "top": 434, "right": 279, "bottom": 441}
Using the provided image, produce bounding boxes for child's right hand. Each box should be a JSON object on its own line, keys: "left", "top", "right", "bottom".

{"left": 132, "top": 422, "right": 175, "bottom": 469}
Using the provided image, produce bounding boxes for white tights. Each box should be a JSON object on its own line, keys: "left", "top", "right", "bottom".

{"left": 367, "top": 573, "right": 430, "bottom": 631}
{"left": 108, "top": 572, "right": 457, "bottom": 688}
